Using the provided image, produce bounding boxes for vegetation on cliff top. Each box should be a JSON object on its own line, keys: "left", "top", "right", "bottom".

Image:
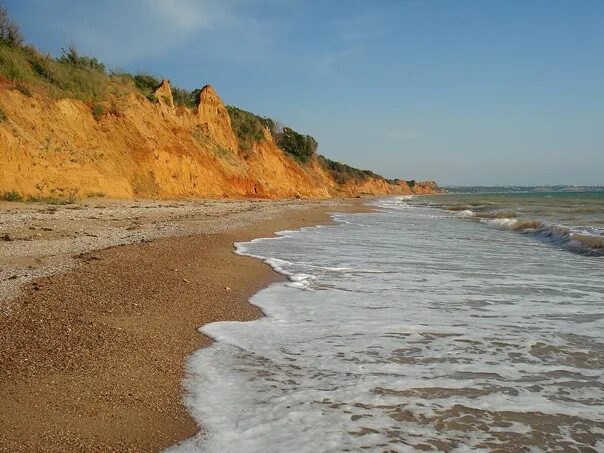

{"left": 319, "top": 156, "right": 380, "bottom": 184}
{"left": 277, "top": 127, "right": 318, "bottom": 163}
{"left": 226, "top": 106, "right": 275, "bottom": 150}
{"left": 0, "top": 29, "right": 324, "bottom": 166}
{"left": 0, "top": 4, "right": 22, "bottom": 47}
{"left": 225, "top": 106, "right": 319, "bottom": 163}
{"left": 0, "top": 6, "right": 197, "bottom": 105}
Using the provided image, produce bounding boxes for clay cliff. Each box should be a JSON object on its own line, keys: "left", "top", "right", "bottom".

{"left": 0, "top": 79, "right": 440, "bottom": 200}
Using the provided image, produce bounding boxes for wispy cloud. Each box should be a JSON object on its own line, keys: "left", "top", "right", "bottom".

{"left": 41, "top": 0, "right": 257, "bottom": 66}
{"left": 144, "top": 0, "right": 212, "bottom": 31}
{"left": 143, "top": 0, "right": 245, "bottom": 32}
{"left": 315, "top": 46, "right": 364, "bottom": 75}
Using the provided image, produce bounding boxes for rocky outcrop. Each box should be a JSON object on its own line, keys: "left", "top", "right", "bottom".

{"left": 196, "top": 85, "right": 239, "bottom": 153}
{"left": 0, "top": 83, "right": 440, "bottom": 200}
{"left": 154, "top": 80, "right": 174, "bottom": 108}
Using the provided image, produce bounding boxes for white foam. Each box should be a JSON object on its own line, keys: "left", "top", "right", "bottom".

{"left": 169, "top": 199, "right": 604, "bottom": 452}
{"left": 480, "top": 217, "right": 518, "bottom": 228}
{"left": 458, "top": 209, "right": 475, "bottom": 217}
{"left": 372, "top": 195, "right": 415, "bottom": 211}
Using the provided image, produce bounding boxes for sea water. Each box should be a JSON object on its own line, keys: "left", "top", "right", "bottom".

{"left": 169, "top": 194, "right": 604, "bottom": 452}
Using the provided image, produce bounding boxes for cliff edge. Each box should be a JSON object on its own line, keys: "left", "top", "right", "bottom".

{"left": 0, "top": 77, "right": 440, "bottom": 200}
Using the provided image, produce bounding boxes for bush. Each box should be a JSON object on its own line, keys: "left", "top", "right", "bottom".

{"left": 0, "top": 42, "right": 37, "bottom": 82}
{"left": 57, "top": 44, "right": 106, "bottom": 73}
{"left": 0, "top": 43, "right": 108, "bottom": 101}
{"left": 107, "top": 102, "right": 121, "bottom": 117}
{"left": 226, "top": 105, "right": 274, "bottom": 150}
{"left": 15, "top": 82, "right": 30, "bottom": 96}
{"left": 131, "top": 74, "right": 198, "bottom": 106}
{"left": 318, "top": 156, "right": 379, "bottom": 184}
{"left": 0, "top": 106, "right": 6, "bottom": 122}
{"left": 91, "top": 103, "right": 105, "bottom": 121}
{"left": 0, "top": 4, "right": 23, "bottom": 47}
{"left": 26, "top": 194, "right": 77, "bottom": 204}
{"left": 86, "top": 191, "right": 105, "bottom": 198}
{"left": 274, "top": 127, "right": 318, "bottom": 163}
{"left": 172, "top": 86, "right": 198, "bottom": 108}
{"left": 226, "top": 106, "right": 320, "bottom": 160}
{"left": 133, "top": 73, "right": 161, "bottom": 94}
{"left": 1, "top": 190, "right": 23, "bottom": 202}
{"left": 49, "top": 62, "right": 108, "bottom": 100}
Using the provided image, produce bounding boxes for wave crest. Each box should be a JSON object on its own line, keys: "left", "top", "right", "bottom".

{"left": 479, "top": 217, "right": 603, "bottom": 256}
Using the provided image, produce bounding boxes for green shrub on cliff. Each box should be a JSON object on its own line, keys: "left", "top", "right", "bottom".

{"left": 0, "top": 37, "right": 196, "bottom": 106}
{"left": 0, "top": 43, "right": 38, "bottom": 83}
{"left": 132, "top": 73, "right": 161, "bottom": 95}
{"left": 128, "top": 73, "right": 198, "bottom": 107}
{"left": 0, "top": 4, "right": 22, "bottom": 47}
{"left": 1, "top": 190, "right": 22, "bottom": 202}
{"left": 225, "top": 106, "right": 319, "bottom": 162}
{"left": 226, "top": 106, "right": 318, "bottom": 164}
{"left": 92, "top": 103, "right": 105, "bottom": 121}
{"left": 0, "top": 43, "right": 109, "bottom": 100}
{"left": 173, "top": 86, "right": 199, "bottom": 108}
{"left": 57, "top": 44, "right": 106, "bottom": 73}
{"left": 274, "top": 127, "right": 318, "bottom": 163}
{"left": 318, "top": 156, "right": 379, "bottom": 184}
{"left": 226, "top": 106, "right": 275, "bottom": 150}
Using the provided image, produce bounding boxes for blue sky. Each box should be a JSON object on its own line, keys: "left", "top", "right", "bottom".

{"left": 6, "top": 0, "right": 604, "bottom": 185}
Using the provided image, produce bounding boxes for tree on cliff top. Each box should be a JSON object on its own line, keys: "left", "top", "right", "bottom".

{"left": 0, "top": 3, "right": 23, "bottom": 47}
{"left": 57, "top": 42, "right": 106, "bottom": 73}
{"left": 274, "top": 127, "right": 318, "bottom": 163}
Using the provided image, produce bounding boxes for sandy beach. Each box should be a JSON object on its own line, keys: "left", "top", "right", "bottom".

{"left": 0, "top": 197, "right": 371, "bottom": 452}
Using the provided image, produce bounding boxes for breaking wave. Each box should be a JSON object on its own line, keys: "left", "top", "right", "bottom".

{"left": 477, "top": 218, "right": 604, "bottom": 255}
{"left": 399, "top": 193, "right": 604, "bottom": 257}
{"left": 170, "top": 200, "right": 604, "bottom": 453}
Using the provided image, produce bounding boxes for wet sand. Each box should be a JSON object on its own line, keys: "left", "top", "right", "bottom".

{"left": 0, "top": 198, "right": 371, "bottom": 452}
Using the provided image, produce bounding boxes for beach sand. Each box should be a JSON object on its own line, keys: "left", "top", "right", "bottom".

{"left": 0, "top": 198, "right": 370, "bottom": 452}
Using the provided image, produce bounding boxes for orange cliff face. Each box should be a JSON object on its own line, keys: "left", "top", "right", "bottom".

{"left": 196, "top": 85, "right": 239, "bottom": 154}
{"left": 0, "top": 81, "right": 441, "bottom": 200}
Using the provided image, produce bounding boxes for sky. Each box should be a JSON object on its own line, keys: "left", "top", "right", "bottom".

{"left": 6, "top": 0, "right": 604, "bottom": 185}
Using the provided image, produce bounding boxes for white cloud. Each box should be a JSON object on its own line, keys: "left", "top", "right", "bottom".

{"left": 54, "top": 0, "right": 248, "bottom": 66}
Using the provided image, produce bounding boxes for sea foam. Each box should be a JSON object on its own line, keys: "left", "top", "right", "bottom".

{"left": 168, "top": 199, "right": 604, "bottom": 453}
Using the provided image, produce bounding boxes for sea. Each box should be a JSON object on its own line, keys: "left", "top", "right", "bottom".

{"left": 169, "top": 191, "right": 604, "bottom": 453}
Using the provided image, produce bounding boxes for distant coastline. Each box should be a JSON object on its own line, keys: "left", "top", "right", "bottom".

{"left": 444, "top": 185, "right": 604, "bottom": 194}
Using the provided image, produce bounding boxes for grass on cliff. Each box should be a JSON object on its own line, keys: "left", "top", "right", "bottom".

{"left": 226, "top": 106, "right": 275, "bottom": 150}
{"left": 318, "top": 156, "right": 380, "bottom": 184}
{"left": 0, "top": 42, "right": 200, "bottom": 106}
{"left": 0, "top": 190, "right": 78, "bottom": 205}
{"left": 0, "top": 190, "right": 22, "bottom": 202}
{"left": 225, "top": 106, "right": 318, "bottom": 163}
{"left": 0, "top": 43, "right": 110, "bottom": 100}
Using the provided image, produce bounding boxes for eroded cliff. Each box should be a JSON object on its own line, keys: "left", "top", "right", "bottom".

{"left": 0, "top": 79, "right": 440, "bottom": 200}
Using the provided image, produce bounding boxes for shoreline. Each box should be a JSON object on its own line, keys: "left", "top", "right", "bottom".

{"left": 0, "top": 197, "right": 372, "bottom": 452}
